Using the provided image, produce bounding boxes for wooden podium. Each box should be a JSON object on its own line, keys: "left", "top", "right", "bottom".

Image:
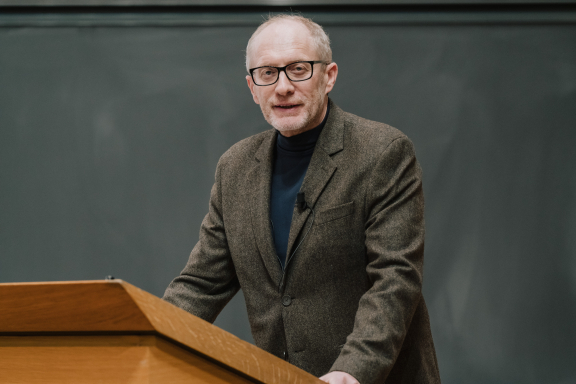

{"left": 0, "top": 280, "right": 322, "bottom": 384}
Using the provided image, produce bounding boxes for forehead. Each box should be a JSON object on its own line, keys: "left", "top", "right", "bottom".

{"left": 250, "top": 21, "right": 316, "bottom": 67}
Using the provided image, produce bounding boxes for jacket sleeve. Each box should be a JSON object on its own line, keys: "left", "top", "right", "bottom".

{"left": 329, "top": 136, "right": 426, "bottom": 384}
{"left": 162, "top": 159, "right": 240, "bottom": 323}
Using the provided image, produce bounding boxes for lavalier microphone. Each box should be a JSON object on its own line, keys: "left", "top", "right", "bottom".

{"left": 296, "top": 192, "right": 307, "bottom": 210}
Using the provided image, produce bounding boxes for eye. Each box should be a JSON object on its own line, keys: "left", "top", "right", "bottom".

{"left": 257, "top": 67, "right": 276, "bottom": 78}
{"left": 287, "top": 62, "right": 312, "bottom": 75}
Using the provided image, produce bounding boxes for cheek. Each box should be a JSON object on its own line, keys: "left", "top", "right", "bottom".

{"left": 302, "top": 81, "right": 325, "bottom": 100}
{"left": 249, "top": 81, "right": 264, "bottom": 105}
{"left": 250, "top": 87, "right": 265, "bottom": 105}
{"left": 256, "top": 88, "right": 275, "bottom": 106}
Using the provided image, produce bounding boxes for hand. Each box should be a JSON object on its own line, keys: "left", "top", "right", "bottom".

{"left": 319, "top": 371, "right": 360, "bottom": 384}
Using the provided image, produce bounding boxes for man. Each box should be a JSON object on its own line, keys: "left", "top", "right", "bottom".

{"left": 163, "top": 15, "right": 440, "bottom": 384}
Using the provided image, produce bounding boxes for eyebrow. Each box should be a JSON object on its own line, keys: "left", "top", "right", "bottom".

{"left": 255, "top": 60, "right": 310, "bottom": 67}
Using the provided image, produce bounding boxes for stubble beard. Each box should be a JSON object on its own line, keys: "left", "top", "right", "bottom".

{"left": 261, "top": 87, "right": 326, "bottom": 134}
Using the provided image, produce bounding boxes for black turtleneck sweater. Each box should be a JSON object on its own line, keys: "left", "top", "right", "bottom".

{"left": 270, "top": 104, "right": 329, "bottom": 269}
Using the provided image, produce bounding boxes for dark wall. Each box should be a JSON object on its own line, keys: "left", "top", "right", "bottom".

{"left": 1, "top": 5, "right": 575, "bottom": 383}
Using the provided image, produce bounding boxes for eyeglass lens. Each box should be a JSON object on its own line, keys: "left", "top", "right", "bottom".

{"left": 253, "top": 62, "right": 313, "bottom": 85}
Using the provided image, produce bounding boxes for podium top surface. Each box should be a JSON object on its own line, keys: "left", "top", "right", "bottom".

{"left": 0, "top": 280, "right": 322, "bottom": 384}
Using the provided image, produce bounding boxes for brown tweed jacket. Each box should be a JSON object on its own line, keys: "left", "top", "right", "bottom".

{"left": 163, "top": 100, "right": 441, "bottom": 384}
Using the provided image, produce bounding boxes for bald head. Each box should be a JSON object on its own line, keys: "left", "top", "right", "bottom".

{"left": 245, "top": 15, "right": 332, "bottom": 71}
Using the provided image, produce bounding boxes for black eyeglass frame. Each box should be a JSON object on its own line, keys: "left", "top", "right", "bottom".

{"left": 249, "top": 60, "right": 327, "bottom": 86}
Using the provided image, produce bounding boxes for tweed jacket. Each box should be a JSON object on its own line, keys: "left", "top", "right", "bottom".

{"left": 163, "top": 100, "right": 440, "bottom": 384}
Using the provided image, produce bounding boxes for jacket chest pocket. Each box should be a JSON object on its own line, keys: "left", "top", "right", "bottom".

{"left": 315, "top": 201, "right": 354, "bottom": 226}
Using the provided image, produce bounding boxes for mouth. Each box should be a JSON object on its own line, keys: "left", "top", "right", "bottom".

{"left": 274, "top": 104, "right": 301, "bottom": 110}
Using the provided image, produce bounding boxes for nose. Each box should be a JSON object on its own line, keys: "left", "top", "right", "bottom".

{"left": 275, "top": 70, "right": 294, "bottom": 96}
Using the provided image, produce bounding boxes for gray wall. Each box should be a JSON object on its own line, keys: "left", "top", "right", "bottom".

{"left": 1, "top": 5, "right": 575, "bottom": 383}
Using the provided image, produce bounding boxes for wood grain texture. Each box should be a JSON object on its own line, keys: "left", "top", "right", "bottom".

{"left": 0, "top": 280, "right": 154, "bottom": 332}
{"left": 0, "top": 335, "right": 254, "bottom": 383}
{"left": 122, "top": 281, "right": 323, "bottom": 384}
{"left": 0, "top": 280, "right": 323, "bottom": 384}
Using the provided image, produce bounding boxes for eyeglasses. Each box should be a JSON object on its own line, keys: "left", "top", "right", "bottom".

{"left": 249, "top": 60, "right": 326, "bottom": 86}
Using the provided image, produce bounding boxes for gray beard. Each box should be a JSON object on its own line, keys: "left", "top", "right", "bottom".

{"left": 263, "top": 90, "right": 325, "bottom": 133}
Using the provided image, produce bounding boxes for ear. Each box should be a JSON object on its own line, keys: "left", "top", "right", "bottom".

{"left": 323, "top": 62, "right": 338, "bottom": 94}
{"left": 246, "top": 75, "right": 260, "bottom": 105}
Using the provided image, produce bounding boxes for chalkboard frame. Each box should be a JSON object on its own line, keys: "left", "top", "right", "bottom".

{"left": 1, "top": 3, "right": 576, "bottom": 27}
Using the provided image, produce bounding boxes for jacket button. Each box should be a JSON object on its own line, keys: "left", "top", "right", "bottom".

{"left": 282, "top": 295, "right": 292, "bottom": 306}
{"left": 283, "top": 351, "right": 287, "bottom": 360}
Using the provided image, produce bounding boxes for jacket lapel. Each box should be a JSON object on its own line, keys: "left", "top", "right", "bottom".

{"left": 248, "top": 131, "right": 283, "bottom": 284}
{"left": 285, "top": 101, "right": 345, "bottom": 263}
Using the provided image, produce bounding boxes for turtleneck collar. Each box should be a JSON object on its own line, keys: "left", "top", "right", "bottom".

{"left": 276, "top": 102, "right": 330, "bottom": 153}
